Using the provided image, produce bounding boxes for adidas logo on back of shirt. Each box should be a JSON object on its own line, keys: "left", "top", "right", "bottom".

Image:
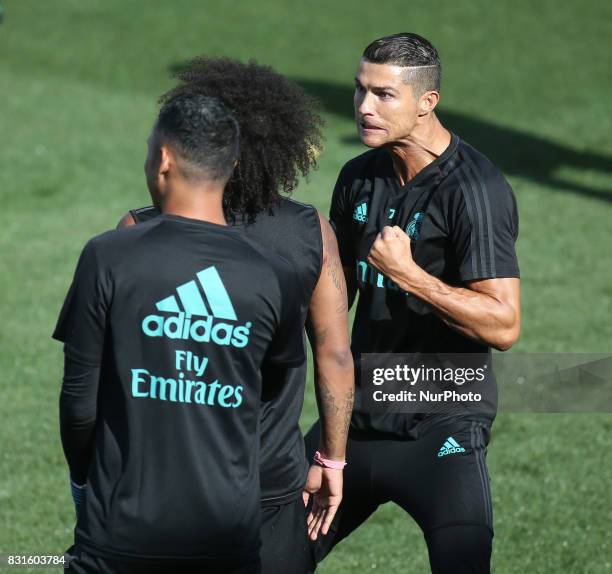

{"left": 353, "top": 202, "right": 368, "bottom": 223}
{"left": 142, "top": 266, "right": 252, "bottom": 348}
{"left": 437, "top": 436, "right": 466, "bottom": 457}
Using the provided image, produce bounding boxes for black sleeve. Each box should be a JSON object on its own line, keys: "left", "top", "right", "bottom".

{"left": 451, "top": 171, "right": 520, "bottom": 281}
{"left": 52, "top": 240, "right": 110, "bottom": 366}
{"left": 264, "top": 260, "right": 306, "bottom": 368}
{"left": 329, "top": 168, "right": 355, "bottom": 266}
{"left": 59, "top": 355, "right": 100, "bottom": 484}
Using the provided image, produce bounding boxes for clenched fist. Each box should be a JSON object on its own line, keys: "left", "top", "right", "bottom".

{"left": 367, "top": 226, "right": 420, "bottom": 287}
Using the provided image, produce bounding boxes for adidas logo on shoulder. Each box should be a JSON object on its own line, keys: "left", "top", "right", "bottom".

{"left": 437, "top": 436, "right": 466, "bottom": 458}
{"left": 142, "top": 266, "right": 252, "bottom": 348}
{"left": 353, "top": 202, "right": 368, "bottom": 223}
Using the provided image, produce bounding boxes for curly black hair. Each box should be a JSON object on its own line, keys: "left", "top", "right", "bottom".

{"left": 160, "top": 57, "right": 324, "bottom": 218}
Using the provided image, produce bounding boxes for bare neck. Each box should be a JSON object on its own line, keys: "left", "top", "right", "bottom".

{"left": 160, "top": 181, "right": 227, "bottom": 226}
{"left": 386, "top": 113, "right": 452, "bottom": 186}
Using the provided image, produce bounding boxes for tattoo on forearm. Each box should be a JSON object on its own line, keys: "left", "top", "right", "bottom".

{"left": 317, "top": 374, "right": 354, "bottom": 453}
{"left": 343, "top": 387, "right": 354, "bottom": 435}
{"left": 317, "top": 376, "right": 340, "bottom": 418}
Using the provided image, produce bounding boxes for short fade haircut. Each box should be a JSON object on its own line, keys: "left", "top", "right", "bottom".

{"left": 155, "top": 93, "right": 240, "bottom": 182}
{"left": 363, "top": 32, "right": 441, "bottom": 96}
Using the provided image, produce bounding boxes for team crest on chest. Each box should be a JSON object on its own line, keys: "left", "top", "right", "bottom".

{"left": 406, "top": 212, "right": 425, "bottom": 240}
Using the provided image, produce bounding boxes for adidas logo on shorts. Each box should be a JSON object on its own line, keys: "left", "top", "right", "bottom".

{"left": 437, "top": 436, "right": 466, "bottom": 457}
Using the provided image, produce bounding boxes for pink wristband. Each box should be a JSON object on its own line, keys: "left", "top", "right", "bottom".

{"left": 313, "top": 451, "right": 347, "bottom": 470}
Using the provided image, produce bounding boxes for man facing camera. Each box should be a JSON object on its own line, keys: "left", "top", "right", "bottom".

{"left": 306, "top": 32, "right": 521, "bottom": 574}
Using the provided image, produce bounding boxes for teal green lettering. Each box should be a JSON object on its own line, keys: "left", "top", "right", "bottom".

{"left": 207, "top": 380, "right": 221, "bottom": 405}
{"left": 218, "top": 385, "right": 235, "bottom": 407}
{"left": 156, "top": 376, "right": 177, "bottom": 401}
{"left": 233, "top": 386, "right": 243, "bottom": 408}
{"left": 194, "top": 382, "right": 207, "bottom": 404}
{"left": 131, "top": 369, "right": 149, "bottom": 397}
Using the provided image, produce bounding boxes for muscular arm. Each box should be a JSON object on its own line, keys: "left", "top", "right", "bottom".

{"left": 403, "top": 273, "right": 520, "bottom": 351}
{"left": 306, "top": 212, "right": 354, "bottom": 460}
{"left": 368, "top": 226, "right": 520, "bottom": 351}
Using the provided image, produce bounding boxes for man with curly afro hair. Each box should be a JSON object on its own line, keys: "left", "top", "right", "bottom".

{"left": 118, "top": 57, "right": 355, "bottom": 573}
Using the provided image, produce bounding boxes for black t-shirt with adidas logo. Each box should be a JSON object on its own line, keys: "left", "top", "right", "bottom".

{"left": 131, "top": 200, "right": 324, "bottom": 506}
{"left": 331, "top": 134, "right": 520, "bottom": 437}
{"left": 53, "top": 214, "right": 304, "bottom": 563}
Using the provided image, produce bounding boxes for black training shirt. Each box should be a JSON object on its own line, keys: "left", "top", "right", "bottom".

{"left": 53, "top": 214, "right": 304, "bottom": 563}
{"left": 131, "top": 200, "right": 323, "bottom": 505}
{"left": 330, "top": 134, "right": 520, "bottom": 437}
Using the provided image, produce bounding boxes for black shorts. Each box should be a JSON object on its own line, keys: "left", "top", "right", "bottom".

{"left": 65, "top": 546, "right": 260, "bottom": 574}
{"left": 260, "top": 497, "right": 313, "bottom": 574}
{"left": 305, "top": 417, "right": 494, "bottom": 574}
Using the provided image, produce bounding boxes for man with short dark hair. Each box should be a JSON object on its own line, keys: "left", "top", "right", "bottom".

{"left": 305, "top": 32, "right": 521, "bottom": 573}
{"left": 118, "top": 57, "right": 355, "bottom": 574}
{"left": 54, "top": 93, "right": 306, "bottom": 573}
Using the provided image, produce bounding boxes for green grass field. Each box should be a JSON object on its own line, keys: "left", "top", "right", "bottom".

{"left": 1, "top": 1, "right": 611, "bottom": 572}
